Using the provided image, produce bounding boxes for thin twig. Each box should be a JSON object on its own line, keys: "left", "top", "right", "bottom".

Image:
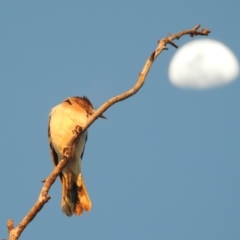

{"left": 7, "top": 24, "right": 210, "bottom": 240}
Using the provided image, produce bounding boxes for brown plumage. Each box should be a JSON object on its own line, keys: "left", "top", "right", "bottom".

{"left": 48, "top": 96, "right": 105, "bottom": 216}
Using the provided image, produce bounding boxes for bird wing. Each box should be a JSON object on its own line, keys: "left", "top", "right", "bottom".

{"left": 48, "top": 115, "right": 64, "bottom": 182}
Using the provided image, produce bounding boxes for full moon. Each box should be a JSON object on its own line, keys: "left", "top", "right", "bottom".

{"left": 168, "top": 39, "right": 239, "bottom": 89}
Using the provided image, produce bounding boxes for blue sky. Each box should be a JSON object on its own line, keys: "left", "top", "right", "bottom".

{"left": 1, "top": 1, "right": 239, "bottom": 239}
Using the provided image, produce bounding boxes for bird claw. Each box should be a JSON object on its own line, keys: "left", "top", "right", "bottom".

{"left": 63, "top": 146, "right": 73, "bottom": 159}
{"left": 63, "top": 126, "right": 82, "bottom": 159}
{"left": 72, "top": 125, "right": 82, "bottom": 136}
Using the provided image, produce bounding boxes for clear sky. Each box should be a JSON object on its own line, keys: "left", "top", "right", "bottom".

{"left": 1, "top": 1, "right": 239, "bottom": 240}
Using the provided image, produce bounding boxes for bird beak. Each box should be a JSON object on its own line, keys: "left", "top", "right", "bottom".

{"left": 99, "top": 114, "right": 107, "bottom": 119}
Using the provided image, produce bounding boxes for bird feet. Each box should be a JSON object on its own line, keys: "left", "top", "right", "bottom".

{"left": 63, "top": 146, "right": 73, "bottom": 159}
{"left": 72, "top": 125, "right": 82, "bottom": 136}
{"left": 63, "top": 125, "right": 83, "bottom": 159}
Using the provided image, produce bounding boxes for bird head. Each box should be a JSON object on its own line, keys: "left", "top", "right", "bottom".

{"left": 74, "top": 96, "right": 106, "bottom": 119}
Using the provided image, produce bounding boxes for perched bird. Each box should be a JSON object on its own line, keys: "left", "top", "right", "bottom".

{"left": 48, "top": 96, "right": 106, "bottom": 216}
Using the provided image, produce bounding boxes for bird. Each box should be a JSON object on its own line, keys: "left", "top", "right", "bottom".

{"left": 48, "top": 96, "right": 106, "bottom": 216}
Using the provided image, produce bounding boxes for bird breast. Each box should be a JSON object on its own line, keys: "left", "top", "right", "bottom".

{"left": 49, "top": 104, "right": 88, "bottom": 159}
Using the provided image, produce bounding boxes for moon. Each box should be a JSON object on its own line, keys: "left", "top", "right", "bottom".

{"left": 168, "top": 39, "right": 239, "bottom": 89}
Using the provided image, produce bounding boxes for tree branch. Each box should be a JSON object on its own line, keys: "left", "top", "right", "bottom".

{"left": 7, "top": 24, "right": 210, "bottom": 240}
{"left": 82, "top": 24, "right": 210, "bottom": 130}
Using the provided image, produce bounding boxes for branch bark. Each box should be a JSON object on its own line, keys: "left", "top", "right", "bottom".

{"left": 7, "top": 24, "right": 210, "bottom": 240}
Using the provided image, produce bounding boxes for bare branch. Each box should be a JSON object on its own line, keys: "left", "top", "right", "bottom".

{"left": 7, "top": 24, "right": 210, "bottom": 240}
{"left": 8, "top": 126, "right": 82, "bottom": 240}
{"left": 82, "top": 24, "right": 210, "bottom": 131}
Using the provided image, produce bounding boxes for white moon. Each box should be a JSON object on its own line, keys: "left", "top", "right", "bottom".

{"left": 168, "top": 39, "right": 239, "bottom": 89}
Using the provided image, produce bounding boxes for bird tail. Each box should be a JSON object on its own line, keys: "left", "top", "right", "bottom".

{"left": 61, "top": 174, "right": 91, "bottom": 216}
{"left": 75, "top": 175, "right": 92, "bottom": 215}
